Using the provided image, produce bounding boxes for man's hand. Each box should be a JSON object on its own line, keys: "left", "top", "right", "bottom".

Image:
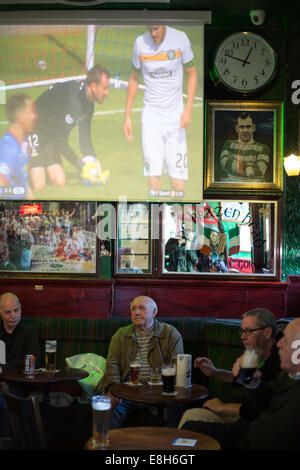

{"left": 180, "top": 107, "right": 192, "bottom": 128}
{"left": 124, "top": 117, "right": 134, "bottom": 141}
{"left": 107, "top": 391, "right": 122, "bottom": 408}
{"left": 232, "top": 355, "right": 244, "bottom": 378}
{"left": 194, "top": 357, "right": 217, "bottom": 377}
{"left": 203, "top": 398, "right": 225, "bottom": 414}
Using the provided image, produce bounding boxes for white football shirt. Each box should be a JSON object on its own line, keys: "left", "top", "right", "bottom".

{"left": 132, "top": 26, "right": 194, "bottom": 124}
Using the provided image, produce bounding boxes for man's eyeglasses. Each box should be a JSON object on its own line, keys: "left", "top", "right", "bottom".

{"left": 238, "top": 326, "right": 267, "bottom": 337}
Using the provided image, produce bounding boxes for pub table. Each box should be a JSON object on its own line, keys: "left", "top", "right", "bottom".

{"left": 111, "top": 382, "right": 208, "bottom": 426}
{"left": 2, "top": 367, "right": 89, "bottom": 428}
{"left": 2, "top": 367, "right": 89, "bottom": 390}
{"left": 86, "top": 426, "right": 221, "bottom": 450}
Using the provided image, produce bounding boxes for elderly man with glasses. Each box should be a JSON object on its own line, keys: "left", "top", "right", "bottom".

{"left": 178, "top": 308, "right": 281, "bottom": 428}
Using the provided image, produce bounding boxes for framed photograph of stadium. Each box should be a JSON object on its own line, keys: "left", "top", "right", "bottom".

{"left": 157, "top": 198, "right": 282, "bottom": 280}
{"left": 204, "top": 101, "right": 284, "bottom": 192}
{"left": 0, "top": 10, "right": 210, "bottom": 203}
{"left": 115, "top": 201, "right": 154, "bottom": 276}
{"left": 0, "top": 200, "right": 98, "bottom": 274}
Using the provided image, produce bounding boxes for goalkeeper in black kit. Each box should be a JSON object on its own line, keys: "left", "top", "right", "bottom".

{"left": 28, "top": 64, "right": 110, "bottom": 191}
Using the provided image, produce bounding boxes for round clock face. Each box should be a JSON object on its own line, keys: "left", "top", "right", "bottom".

{"left": 213, "top": 32, "right": 277, "bottom": 94}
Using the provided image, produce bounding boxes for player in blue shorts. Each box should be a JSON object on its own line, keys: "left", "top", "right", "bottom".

{"left": 0, "top": 94, "right": 37, "bottom": 199}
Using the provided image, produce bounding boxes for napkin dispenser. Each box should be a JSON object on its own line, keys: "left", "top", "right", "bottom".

{"left": 176, "top": 353, "right": 192, "bottom": 388}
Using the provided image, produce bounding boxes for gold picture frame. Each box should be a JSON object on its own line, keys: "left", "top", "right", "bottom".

{"left": 205, "top": 101, "right": 284, "bottom": 192}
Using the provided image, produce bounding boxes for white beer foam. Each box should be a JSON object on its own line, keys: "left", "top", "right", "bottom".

{"left": 130, "top": 363, "right": 141, "bottom": 368}
{"left": 92, "top": 402, "right": 111, "bottom": 411}
{"left": 162, "top": 368, "right": 176, "bottom": 376}
{"left": 242, "top": 349, "right": 261, "bottom": 368}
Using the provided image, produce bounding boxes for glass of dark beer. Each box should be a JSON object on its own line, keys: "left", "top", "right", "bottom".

{"left": 45, "top": 340, "right": 57, "bottom": 371}
{"left": 236, "top": 348, "right": 262, "bottom": 387}
{"left": 162, "top": 363, "right": 176, "bottom": 395}
{"left": 130, "top": 362, "right": 142, "bottom": 385}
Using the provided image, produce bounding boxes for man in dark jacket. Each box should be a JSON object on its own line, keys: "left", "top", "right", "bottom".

{"left": 182, "top": 317, "right": 300, "bottom": 450}
{"left": 0, "top": 292, "right": 41, "bottom": 375}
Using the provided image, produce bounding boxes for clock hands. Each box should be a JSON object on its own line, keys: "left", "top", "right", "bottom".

{"left": 224, "top": 48, "right": 253, "bottom": 67}
{"left": 224, "top": 51, "right": 250, "bottom": 65}
{"left": 242, "top": 47, "right": 253, "bottom": 67}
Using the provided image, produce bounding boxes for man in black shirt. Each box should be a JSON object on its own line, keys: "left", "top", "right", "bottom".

{"left": 182, "top": 318, "right": 300, "bottom": 450}
{"left": 29, "top": 64, "right": 110, "bottom": 191}
{"left": 178, "top": 308, "right": 281, "bottom": 426}
{"left": 0, "top": 292, "right": 40, "bottom": 375}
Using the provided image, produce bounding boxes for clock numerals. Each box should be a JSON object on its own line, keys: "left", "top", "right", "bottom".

{"left": 241, "top": 37, "right": 250, "bottom": 47}
{"left": 224, "top": 49, "right": 234, "bottom": 57}
{"left": 231, "top": 40, "right": 240, "bottom": 49}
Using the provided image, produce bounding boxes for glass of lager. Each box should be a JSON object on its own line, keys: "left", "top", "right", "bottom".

{"left": 90, "top": 395, "right": 111, "bottom": 449}
{"left": 45, "top": 340, "right": 57, "bottom": 371}
{"left": 162, "top": 363, "right": 176, "bottom": 395}
{"left": 236, "top": 348, "right": 262, "bottom": 388}
{"left": 149, "top": 367, "right": 162, "bottom": 385}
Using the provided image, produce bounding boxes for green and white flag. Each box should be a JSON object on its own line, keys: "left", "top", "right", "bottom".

{"left": 228, "top": 225, "right": 240, "bottom": 256}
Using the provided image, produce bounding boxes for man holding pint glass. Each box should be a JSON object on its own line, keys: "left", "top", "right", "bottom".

{"left": 181, "top": 318, "right": 300, "bottom": 449}
{"left": 98, "top": 295, "right": 183, "bottom": 428}
{"left": 179, "top": 308, "right": 281, "bottom": 428}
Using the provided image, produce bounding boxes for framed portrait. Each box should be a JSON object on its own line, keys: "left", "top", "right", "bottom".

{"left": 115, "top": 202, "right": 154, "bottom": 276}
{"left": 158, "top": 199, "right": 282, "bottom": 280}
{"left": 0, "top": 201, "right": 98, "bottom": 274}
{"left": 205, "top": 101, "right": 283, "bottom": 192}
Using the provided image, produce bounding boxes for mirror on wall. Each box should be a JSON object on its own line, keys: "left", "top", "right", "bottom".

{"left": 115, "top": 202, "right": 153, "bottom": 276}
{"left": 159, "top": 199, "right": 280, "bottom": 279}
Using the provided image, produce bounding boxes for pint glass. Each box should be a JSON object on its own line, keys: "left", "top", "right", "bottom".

{"left": 130, "top": 362, "right": 142, "bottom": 385}
{"left": 90, "top": 395, "right": 111, "bottom": 449}
{"left": 45, "top": 340, "right": 57, "bottom": 371}
{"left": 236, "top": 348, "right": 262, "bottom": 386}
{"left": 162, "top": 363, "right": 176, "bottom": 395}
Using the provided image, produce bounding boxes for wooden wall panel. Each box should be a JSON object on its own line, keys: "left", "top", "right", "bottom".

{"left": 286, "top": 276, "right": 300, "bottom": 317}
{"left": 0, "top": 277, "right": 290, "bottom": 320}
{"left": 112, "top": 279, "right": 288, "bottom": 319}
{"left": 0, "top": 279, "right": 114, "bottom": 319}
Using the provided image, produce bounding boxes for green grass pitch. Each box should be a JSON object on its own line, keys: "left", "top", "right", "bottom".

{"left": 0, "top": 25, "right": 204, "bottom": 202}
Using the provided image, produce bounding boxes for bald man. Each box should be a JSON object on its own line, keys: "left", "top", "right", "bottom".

{"left": 0, "top": 292, "right": 41, "bottom": 375}
{"left": 99, "top": 295, "right": 183, "bottom": 428}
{"left": 182, "top": 318, "right": 300, "bottom": 450}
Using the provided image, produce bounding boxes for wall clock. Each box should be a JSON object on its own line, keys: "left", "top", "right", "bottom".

{"left": 212, "top": 31, "right": 278, "bottom": 94}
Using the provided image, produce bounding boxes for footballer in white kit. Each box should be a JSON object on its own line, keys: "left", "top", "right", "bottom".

{"left": 124, "top": 25, "right": 197, "bottom": 195}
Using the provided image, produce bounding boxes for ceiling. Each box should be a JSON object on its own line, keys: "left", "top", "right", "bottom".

{"left": 0, "top": 0, "right": 299, "bottom": 30}
{"left": 0, "top": 0, "right": 296, "bottom": 10}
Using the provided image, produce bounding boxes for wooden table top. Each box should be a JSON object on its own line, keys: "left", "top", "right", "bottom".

{"left": 2, "top": 367, "right": 88, "bottom": 384}
{"left": 86, "top": 426, "right": 220, "bottom": 450}
{"left": 111, "top": 382, "right": 208, "bottom": 405}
